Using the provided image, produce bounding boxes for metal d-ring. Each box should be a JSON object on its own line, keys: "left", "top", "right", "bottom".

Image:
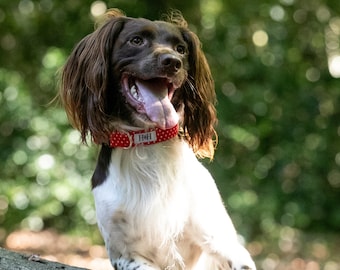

{"left": 120, "top": 130, "right": 133, "bottom": 149}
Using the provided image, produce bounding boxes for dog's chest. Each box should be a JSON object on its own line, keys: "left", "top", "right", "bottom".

{"left": 92, "top": 142, "right": 196, "bottom": 260}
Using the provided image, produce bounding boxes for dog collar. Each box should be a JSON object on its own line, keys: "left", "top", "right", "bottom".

{"left": 109, "top": 125, "right": 179, "bottom": 148}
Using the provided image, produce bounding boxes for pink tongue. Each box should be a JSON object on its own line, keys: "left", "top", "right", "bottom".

{"left": 135, "top": 79, "right": 178, "bottom": 129}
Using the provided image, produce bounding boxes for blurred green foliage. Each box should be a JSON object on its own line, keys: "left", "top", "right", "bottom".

{"left": 1, "top": 0, "right": 340, "bottom": 266}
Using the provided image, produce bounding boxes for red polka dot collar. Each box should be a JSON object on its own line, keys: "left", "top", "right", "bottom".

{"left": 109, "top": 125, "right": 179, "bottom": 148}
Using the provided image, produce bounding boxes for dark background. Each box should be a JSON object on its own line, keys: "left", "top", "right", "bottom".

{"left": 1, "top": 0, "right": 340, "bottom": 268}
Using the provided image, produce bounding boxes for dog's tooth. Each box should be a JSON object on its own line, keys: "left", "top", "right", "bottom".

{"left": 130, "top": 85, "right": 141, "bottom": 101}
{"left": 130, "top": 85, "right": 137, "bottom": 96}
{"left": 130, "top": 84, "right": 137, "bottom": 94}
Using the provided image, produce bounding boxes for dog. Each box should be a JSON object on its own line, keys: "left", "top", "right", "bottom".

{"left": 60, "top": 8, "right": 256, "bottom": 270}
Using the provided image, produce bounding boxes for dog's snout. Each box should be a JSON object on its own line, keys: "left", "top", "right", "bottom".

{"left": 159, "top": 54, "right": 182, "bottom": 72}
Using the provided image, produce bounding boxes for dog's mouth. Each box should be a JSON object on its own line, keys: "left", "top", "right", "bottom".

{"left": 121, "top": 74, "right": 180, "bottom": 129}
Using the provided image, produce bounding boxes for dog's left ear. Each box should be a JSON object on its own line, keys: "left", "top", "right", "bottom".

{"left": 60, "top": 9, "right": 126, "bottom": 144}
{"left": 180, "top": 27, "right": 217, "bottom": 159}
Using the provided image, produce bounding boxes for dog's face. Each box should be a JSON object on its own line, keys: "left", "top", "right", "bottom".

{"left": 113, "top": 18, "right": 189, "bottom": 129}
{"left": 61, "top": 9, "right": 217, "bottom": 158}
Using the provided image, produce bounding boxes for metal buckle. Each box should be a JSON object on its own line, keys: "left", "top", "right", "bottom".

{"left": 120, "top": 130, "right": 133, "bottom": 149}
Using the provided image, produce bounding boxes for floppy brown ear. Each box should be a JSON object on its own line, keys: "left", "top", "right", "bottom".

{"left": 181, "top": 28, "right": 217, "bottom": 159}
{"left": 60, "top": 9, "right": 126, "bottom": 144}
{"left": 164, "top": 11, "right": 217, "bottom": 159}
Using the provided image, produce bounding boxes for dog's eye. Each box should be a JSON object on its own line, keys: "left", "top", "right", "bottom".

{"left": 130, "top": 36, "right": 144, "bottom": 46}
{"left": 176, "top": 45, "right": 186, "bottom": 54}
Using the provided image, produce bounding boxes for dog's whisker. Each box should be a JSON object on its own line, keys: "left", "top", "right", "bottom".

{"left": 184, "top": 76, "right": 198, "bottom": 97}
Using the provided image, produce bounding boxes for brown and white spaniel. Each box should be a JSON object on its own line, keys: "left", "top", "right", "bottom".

{"left": 60, "top": 8, "right": 256, "bottom": 270}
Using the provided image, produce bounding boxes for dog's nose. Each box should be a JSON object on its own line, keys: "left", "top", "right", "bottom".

{"left": 159, "top": 54, "right": 182, "bottom": 72}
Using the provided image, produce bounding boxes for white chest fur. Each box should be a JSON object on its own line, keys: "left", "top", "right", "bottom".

{"left": 92, "top": 139, "right": 256, "bottom": 270}
{"left": 92, "top": 139, "right": 208, "bottom": 267}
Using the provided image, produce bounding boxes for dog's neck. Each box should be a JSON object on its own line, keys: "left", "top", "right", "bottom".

{"left": 109, "top": 125, "right": 179, "bottom": 148}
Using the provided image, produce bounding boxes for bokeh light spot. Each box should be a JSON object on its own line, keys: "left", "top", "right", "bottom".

{"left": 13, "top": 192, "right": 29, "bottom": 210}
{"left": 270, "top": 5, "right": 285, "bottom": 22}
{"left": 21, "top": 216, "right": 44, "bottom": 232}
{"left": 18, "top": 0, "right": 34, "bottom": 15}
{"left": 252, "top": 30, "right": 268, "bottom": 47}
{"left": 90, "top": 1, "right": 107, "bottom": 17}
{"left": 306, "top": 67, "right": 320, "bottom": 82}
{"left": 328, "top": 55, "right": 340, "bottom": 78}
{"left": 12, "top": 150, "right": 28, "bottom": 165}
{"left": 36, "top": 154, "right": 55, "bottom": 170}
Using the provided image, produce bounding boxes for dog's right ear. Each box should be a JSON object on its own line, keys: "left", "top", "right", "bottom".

{"left": 60, "top": 9, "right": 126, "bottom": 144}
{"left": 166, "top": 11, "right": 217, "bottom": 160}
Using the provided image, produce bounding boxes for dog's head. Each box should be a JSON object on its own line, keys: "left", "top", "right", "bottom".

{"left": 61, "top": 9, "right": 217, "bottom": 158}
